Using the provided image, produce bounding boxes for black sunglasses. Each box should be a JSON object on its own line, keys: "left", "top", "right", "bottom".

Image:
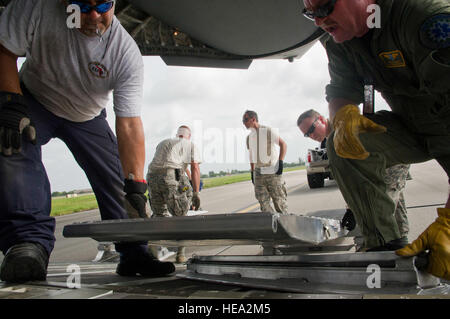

{"left": 242, "top": 117, "right": 252, "bottom": 124}
{"left": 302, "top": 0, "right": 337, "bottom": 20}
{"left": 304, "top": 118, "right": 319, "bottom": 137}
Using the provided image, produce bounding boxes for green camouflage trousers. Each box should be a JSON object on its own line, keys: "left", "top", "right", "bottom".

{"left": 147, "top": 169, "right": 193, "bottom": 217}
{"left": 327, "top": 109, "right": 450, "bottom": 248}
{"left": 384, "top": 164, "right": 410, "bottom": 238}
{"left": 254, "top": 172, "right": 288, "bottom": 213}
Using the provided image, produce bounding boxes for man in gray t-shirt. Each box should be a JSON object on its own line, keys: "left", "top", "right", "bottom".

{"left": 0, "top": 0, "right": 174, "bottom": 283}
{"left": 243, "top": 110, "right": 288, "bottom": 214}
{"left": 147, "top": 125, "right": 202, "bottom": 263}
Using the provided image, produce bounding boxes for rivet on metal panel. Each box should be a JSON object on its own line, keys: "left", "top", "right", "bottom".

{"left": 271, "top": 215, "right": 278, "bottom": 233}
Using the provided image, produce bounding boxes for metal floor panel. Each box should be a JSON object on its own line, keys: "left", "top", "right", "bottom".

{"left": 63, "top": 212, "right": 347, "bottom": 247}
{"left": 179, "top": 252, "right": 449, "bottom": 295}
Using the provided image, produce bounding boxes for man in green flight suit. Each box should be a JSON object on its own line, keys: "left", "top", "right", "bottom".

{"left": 302, "top": 0, "right": 449, "bottom": 280}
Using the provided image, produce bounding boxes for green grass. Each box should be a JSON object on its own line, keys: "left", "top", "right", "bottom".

{"left": 51, "top": 166, "right": 305, "bottom": 215}
{"left": 51, "top": 194, "right": 99, "bottom": 217}
{"left": 203, "top": 173, "right": 252, "bottom": 189}
{"left": 284, "top": 165, "right": 306, "bottom": 173}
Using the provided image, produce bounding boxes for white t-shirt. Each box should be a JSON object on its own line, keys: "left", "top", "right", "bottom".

{"left": 149, "top": 137, "right": 202, "bottom": 172}
{"left": 0, "top": 0, "right": 143, "bottom": 122}
{"left": 246, "top": 125, "right": 280, "bottom": 170}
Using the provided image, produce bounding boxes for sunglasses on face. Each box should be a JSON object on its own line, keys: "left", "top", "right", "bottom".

{"left": 70, "top": 1, "right": 114, "bottom": 14}
{"left": 243, "top": 117, "right": 252, "bottom": 124}
{"left": 304, "top": 118, "right": 319, "bottom": 137}
{"left": 302, "top": 0, "right": 337, "bottom": 20}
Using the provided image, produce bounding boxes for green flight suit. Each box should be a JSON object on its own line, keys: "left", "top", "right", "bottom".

{"left": 321, "top": 0, "right": 450, "bottom": 248}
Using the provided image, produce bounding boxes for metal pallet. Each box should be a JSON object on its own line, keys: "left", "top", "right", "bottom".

{"left": 179, "top": 252, "right": 449, "bottom": 295}
{"left": 62, "top": 211, "right": 448, "bottom": 296}
{"left": 63, "top": 212, "right": 347, "bottom": 247}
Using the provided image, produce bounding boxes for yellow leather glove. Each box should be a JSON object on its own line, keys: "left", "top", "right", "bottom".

{"left": 332, "top": 104, "right": 386, "bottom": 160}
{"left": 396, "top": 208, "right": 450, "bottom": 280}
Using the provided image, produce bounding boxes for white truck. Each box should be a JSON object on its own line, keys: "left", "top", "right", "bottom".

{"left": 305, "top": 146, "right": 333, "bottom": 189}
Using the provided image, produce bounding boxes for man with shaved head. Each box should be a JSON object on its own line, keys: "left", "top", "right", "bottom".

{"left": 147, "top": 125, "right": 202, "bottom": 263}
{"left": 302, "top": 0, "right": 449, "bottom": 279}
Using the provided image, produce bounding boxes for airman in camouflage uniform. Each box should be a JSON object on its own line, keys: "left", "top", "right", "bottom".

{"left": 147, "top": 125, "right": 202, "bottom": 262}
{"left": 243, "top": 110, "right": 288, "bottom": 213}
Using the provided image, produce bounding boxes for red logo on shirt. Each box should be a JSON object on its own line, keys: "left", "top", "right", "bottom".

{"left": 88, "top": 62, "right": 109, "bottom": 78}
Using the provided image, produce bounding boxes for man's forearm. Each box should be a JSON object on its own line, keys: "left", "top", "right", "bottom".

{"left": 0, "top": 44, "right": 21, "bottom": 94}
{"left": 190, "top": 163, "right": 200, "bottom": 192}
{"left": 279, "top": 138, "right": 287, "bottom": 161}
{"left": 116, "top": 116, "right": 146, "bottom": 180}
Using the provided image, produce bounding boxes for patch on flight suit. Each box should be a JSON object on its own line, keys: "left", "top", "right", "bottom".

{"left": 420, "top": 14, "right": 450, "bottom": 49}
{"left": 378, "top": 50, "right": 406, "bottom": 68}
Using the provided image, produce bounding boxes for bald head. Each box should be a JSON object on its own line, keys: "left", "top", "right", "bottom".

{"left": 177, "top": 125, "right": 191, "bottom": 139}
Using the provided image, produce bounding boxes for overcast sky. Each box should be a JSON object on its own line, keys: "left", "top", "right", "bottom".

{"left": 20, "top": 41, "right": 390, "bottom": 192}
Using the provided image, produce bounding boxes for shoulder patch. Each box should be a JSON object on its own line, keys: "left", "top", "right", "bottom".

{"left": 420, "top": 14, "right": 450, "bottom": 49}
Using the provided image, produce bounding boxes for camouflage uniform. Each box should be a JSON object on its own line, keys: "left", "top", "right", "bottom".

{"left": 323, "top": 0, "right": 450, "bottom": 248}
{"left": 384, "top": 164, "right": 410, "bottom": 238}
{"left": 254, "top": 172, "right": 288, "bottom": 213}
{"left": 147, "top": 137, "right": 201, "bottom": 262}
{"left": 147, "top": 168, "right": 193, "bottom": 217}
{"left": 247, "top": 125, "right": 288, "bottom": 213}
{"left": 147, "top": 137, "right": 201, "bottom": 217}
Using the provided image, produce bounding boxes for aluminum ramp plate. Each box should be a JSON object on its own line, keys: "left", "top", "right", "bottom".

{"left": 63, "top": 212, "right": 347, "bottom": 247}
{"left": 178, "top": 252, "right": 449, "bottom": 295}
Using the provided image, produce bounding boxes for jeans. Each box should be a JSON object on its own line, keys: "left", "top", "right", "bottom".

{"left": 0, "top": 87, "right": 147, "bottom": 257}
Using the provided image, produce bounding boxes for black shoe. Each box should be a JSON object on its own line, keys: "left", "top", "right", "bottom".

{"left": 116, "top": 251, "right": 175, "bottom": 277}
{"left": 0, "top": 242, "right": 49, "bottom": 283}
{"left": 366, "top": 237, "right": 408, "bottom": 252}
{"left": 390, "top": 236, "right": 409, "bottom": 247}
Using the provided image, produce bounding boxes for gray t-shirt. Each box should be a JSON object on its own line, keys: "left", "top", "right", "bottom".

{"left": 149, "top": 138, "right": 202, "bottom": 172}
{"left": 0, "top": 0, "right": 143, "bottom": 122}
{"left": 246, "top": 125, "right": 280, "bottom": 169}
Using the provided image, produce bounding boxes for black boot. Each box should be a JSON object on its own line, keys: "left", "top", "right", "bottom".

{"left": 0, "top": 242, "right": 49, "bottom": 283}
{"left": 116, "top": 249, "right": 175, "bottom": 277}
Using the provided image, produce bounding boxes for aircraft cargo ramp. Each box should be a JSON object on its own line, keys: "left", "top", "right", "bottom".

{"left": 0, "top": 211, "right": 448, "bottom": 299}
{"left": 57, "top": 211, "right": 450, "bottom": 297}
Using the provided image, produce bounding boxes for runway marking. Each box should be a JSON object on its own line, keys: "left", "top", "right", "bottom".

{"left": 236, "top": 182, "right": 307, "bottom": 213}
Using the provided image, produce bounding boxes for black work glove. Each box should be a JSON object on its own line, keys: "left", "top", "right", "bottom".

{"left": 0, "top": 92, "right": 36, "bottom": 156}
{"left": 251, "top": 171, "right": 254, "bottom": 185}
{"left": 124, "top": 178, "right": 148, "bottom": 218}
{"left": 276, "top": 160, "right": 283, "bottom": 175}
{"left": 341, "top": 208, "right": 356, "bottom": 231}
{"left": 192, "top": 192, "right": 201, "bottom": 211}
